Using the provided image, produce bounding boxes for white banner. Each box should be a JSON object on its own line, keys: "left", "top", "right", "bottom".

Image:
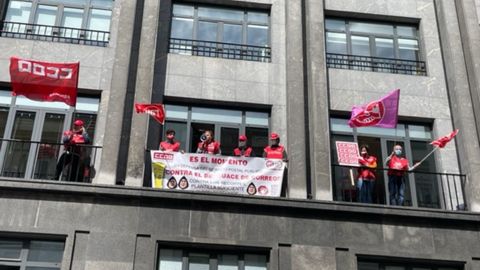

{"left": 151, "top": 151, "right": 285, "bottom": 197}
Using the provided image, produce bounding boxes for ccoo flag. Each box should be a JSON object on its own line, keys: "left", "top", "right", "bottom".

{"left": 135, "top": 103, "right": 166, "bottom": 125}
{"left": 348, "top": 89, "right": 400, "bottom": 128}
{"left": 430, "top": 129, "right": 459, "bottom": 148}
{"left": 9, "top": 57, "right": 79, "bottom": 106}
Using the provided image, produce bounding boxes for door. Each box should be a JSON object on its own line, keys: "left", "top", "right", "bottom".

{"left": 0, "top": 109, "right": 69, "bottom": 179}
{"left": 218, "top": 126, "right": 240, "bottom": 156}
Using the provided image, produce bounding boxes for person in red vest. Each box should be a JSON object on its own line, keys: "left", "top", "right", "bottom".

{"left": 54, "top": 119, "right": 90, "bottom": 182}
{"left": 159, "top": 129, "right": 181, "bottom": 152}
{"left": 385, "top": 144, "right": 418, "bottom": 206}
{"left": 357, "top": 145, "right": 377, "bottom": 204}
{"left": 196, "top": 130, "right": 221, "bottom": 155}
{"left": 263, "top": 133, "right": 288, "bottom": 162}
{"left": 233, "top": 135, "right": 254, "bottom": 157}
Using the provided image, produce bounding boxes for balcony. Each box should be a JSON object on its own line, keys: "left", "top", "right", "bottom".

{"left": 326, "top": 53, "right": 427, "bottom": 76}
{"left": 0, "top": 21, "right": 109, "bottom": 47}
{"left": 169, "top": 38, "right": 271, "bottom": 63}
{"left": 0, "top": 139, "right": 101, "bottom": 182}
{"left": 332, "top": 164, "right": 467, "bottom": 211}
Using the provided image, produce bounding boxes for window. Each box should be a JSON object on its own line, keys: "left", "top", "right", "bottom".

{"left": 0, "top": 238, "right": 65, "bottom": 269}
{"left": 325, "top": 18, "right": 425, "bottom": 75}
{"left": 358, "top": 258, "right": 463, "bottom": 270}
{"left": 169, "top": 3, "right": 271, "bottom": 62}
{"left": 164, "top": 105, "right": 269, "bottom": 157}
{"left": 158, "top": 248, "right": 268, "bottom": 270}
{"left": 2, "top": 0, "right": 113, "bottom": 45}
{"left": 330, "top": 116, "right": 464, "bottom": 209}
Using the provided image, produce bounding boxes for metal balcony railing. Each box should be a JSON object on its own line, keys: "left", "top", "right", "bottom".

{"left": 0, "top": 138, "right": 101, "bottom": 183}
{"left": 169, "top": 38, "right": 271, "bottom": 62}
{"left": 326, "top": 53, "right": 427, "bottom": 76}
{"left": 332, "top": 164, "right": 467, "bottom": 211}
{"left": 0, "top": 21, "right": 109, "bottom": 47}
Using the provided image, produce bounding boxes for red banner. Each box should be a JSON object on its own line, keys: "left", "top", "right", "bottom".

{"left": 9, "top": 57, "right": 79, "bottom": 106}
{"left": 135, "top": 103, "right": 165, "bottom": 125}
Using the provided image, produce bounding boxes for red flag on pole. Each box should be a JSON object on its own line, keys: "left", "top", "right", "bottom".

{"left": 349, "top": 89, "right": 400, "bottom": 128}
{"left": 430, "top": 129, "right": 459, "bottom": 148}
{"left": 9, "top": 57, "right": 79, "bottom": 106}
{"left": 135, "top": 103, "right": 165, "bottom": 125}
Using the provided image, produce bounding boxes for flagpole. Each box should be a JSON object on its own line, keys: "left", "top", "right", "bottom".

{"left": 410, "top": 146, "right": 439, "bottom": 171}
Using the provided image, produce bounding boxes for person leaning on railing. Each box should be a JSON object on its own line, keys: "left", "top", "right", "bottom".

{"left": 357, "top": 145, "right": 377, "bottom": 204}
{"left": 54, "top": 120, "right": 91, "bottom": 182}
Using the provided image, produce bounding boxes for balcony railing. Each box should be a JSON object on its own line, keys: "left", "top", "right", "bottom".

{"left": 326, "top": 53, "right": 427, "bottom": 76}
{"left": 332, "top": 164, "right": 467, "bottom": 211}
{"left": 0, "top": 139, "right": 101, "bottom": 183}
{"left": 169, "top": 38, "right": 271, "bottom": 62}
{"left": 0, "top": 21, "right": 109, "bottom": 47}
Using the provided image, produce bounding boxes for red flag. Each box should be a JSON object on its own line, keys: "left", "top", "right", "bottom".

{"left": 349, "top": 89, "right": 400, "bottom": 128}
{"left": 430, "top": 129, "right": 459, "bottom": 148}
{"left": 135, "top": 103, "right": 165, "bottom": 125}
{"left": 9, "top": 57, "right": 79, "bottom": 106}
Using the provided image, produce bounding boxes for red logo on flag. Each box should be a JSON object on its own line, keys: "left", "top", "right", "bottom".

{"left": 9, "top": 57, "right": 79, "bottom": 106}
{"left": 431, "top": 129, "right": 459, "bottom": 148}
{"left": 349, "top": 101, "right": 385, "bottom": 127}
{"left": 135, "top": 103, "right": 165, "bottom": 125}
{"left": 349, "top": 89, "right": 400, "bottom": 128}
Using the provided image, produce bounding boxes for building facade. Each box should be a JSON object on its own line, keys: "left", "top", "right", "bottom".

{"left": 0, "top": 0, "right": 480, "bottom": 269}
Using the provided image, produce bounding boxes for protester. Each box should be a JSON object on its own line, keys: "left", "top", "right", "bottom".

{"left": 385, "top": 144, "right": 419, "bottom": 206}
{"left": 196, "top": 130, "right": 221, "bottom": 155}
{"left": 233, "top": 135, "right": 254, "bottom": 157}
{"left": 54, "top": 119, "right": 90, "bottom": 182}
{"left": 263, "top": 133, "right": 288, "bottom": 162}
{"left": 357, "top": 145, "right": 377, "bottom": 204}
{"left": 159, "top": 129, "right": 181, "bottom": 152}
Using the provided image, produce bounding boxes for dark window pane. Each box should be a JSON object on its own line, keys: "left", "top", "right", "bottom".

{"left": 245, "top": 127, "right": 268, "bottom": 157}
{"left": 375, "top": 38, "right": 394, "bottom": 58}
{"left": 397, "top": 26, "right": 417, "bottom": 37}
{"left": 244, "top": 254, "right": 267, "bottom": 270}
{"left": 326, "top": 32, "right": 347, "bottom": 54}
{"left": 0, "top": 266, "right": 20, "bottom": 270}
{"left": 411, "top": 141, "right": 440, "bottom": 208}
{"left": 218, "top": 254, "right": 238, "bottom": 270}
{"left": 198, "top": 21, "right": 218, "bottom": 42}
{"left": 248, "top": 12, "right": 268, "bottom": 24}
{"left": 164, "top": 121, "right": 187, "bottom": 152}
{"left": 220, "top": 127, "right": 239, "bottom": 156}
{"left": 188, "top": 253, "right": 209, "bottom": 270}
{"left": 351, "top": 35, "right": 370, "bottom": 56}
{"left": 398, "top": 39, "right": 419, "bottom": 61}
{"left": 247, "top": 25, "right": 268, "bottom": 46}
{"left": 171, "top": 17, "right": 193, "bottom": 39}
{"left": 0, "top": 240, "right": 22, "bottom": 259}
{"left": 198, "top": 7, "right": 243, "bottom": 21}
{"left": 325, "top": 19, "right": 345, "bottom": 31}
{"left": 27, "top": 241, "right": 64, "bottom": 263}
{"left": 172, "top": 4, "right": 194, "bottom": 17}
{"left": 358, "top": 262, "right": 379, "bottom": 270}
{"left": 0, "top": 107, "right": 9, "bottom": 138}
{"left": 223, "top": 24, "right": 242, "bottom": 44}
{"left": 350, "top": 21, "right": 393, "bottom": 35}
{"left": 25, "top": 268, "right": 59, "bottom": 270}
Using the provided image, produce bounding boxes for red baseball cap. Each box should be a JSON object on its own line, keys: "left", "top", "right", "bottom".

{"left": 239, "top": 135, "right": 247, "bottom": 141}
{"left": 270, "top": 133, "right": 279, "bottom": 140}
{"left": 74, "top": 119, "right": 84, "bottom": 126}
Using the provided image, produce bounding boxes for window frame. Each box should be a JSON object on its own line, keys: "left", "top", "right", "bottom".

{"left": 357, "top": 256, "right": 464, "bottom": 270}
{"left": 325, "top": 17, "right": 421, "bottom": 61}
{"left": 0, "top": 237, "right": 65, "bottom": 269}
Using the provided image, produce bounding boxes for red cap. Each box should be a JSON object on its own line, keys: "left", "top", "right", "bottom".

{"left": 270, "top": 133, "right": 279, "bottom": 140}
{"left": 74, "top": 119, "right": 84, "bottom": 126}
{"left": 239, "top": 135, "right": 247, "bottom": 141}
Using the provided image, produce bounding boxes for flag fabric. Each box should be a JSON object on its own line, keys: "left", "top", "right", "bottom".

{"left": 431, "top": 129, "right": 459, "bottom": 148}
{"left": 9, "top": 57, "right": 79, "bottom": 106}
{"left": 348, "top": 89, "right": 400, "bottom": 128}
{"left": 135, "top": 103, "right": 165, "bottom": 125}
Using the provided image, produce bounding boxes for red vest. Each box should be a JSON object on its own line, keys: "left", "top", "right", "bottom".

{"left": 233, "top": 147, "right": 253, "bottom": 157}
{"left": 388, "top": 155, "right": 409, "bottom": 176}
{"left": 264, "top": 145, "right": 285, "bottom": 159}
{"left": 358, "top": 156, "right": 377, "bottom": 180}
{"left": 198, "top": 141, "right": 220, "bottom": 154}
{"left": 160, "top": 141, "right": 180, "bottom": 152}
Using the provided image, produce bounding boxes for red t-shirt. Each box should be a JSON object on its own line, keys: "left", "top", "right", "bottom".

{"left": 358, "top": 156, "right": 377, "bottom": 180}
{"left": 160, "top": 141, "right": 180, "bottom": 152}
{"left": 264, "top": 145, "right": 285, "bottom": 159}
{"left": 388, "top": 155, "right": 409, "bottom": 176}
{"left": 198, "top": 141, "right": 221, "bottom": 155}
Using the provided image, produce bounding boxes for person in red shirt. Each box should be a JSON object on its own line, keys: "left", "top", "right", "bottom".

{"left": 357, "top": 145, "right": 377, "bottom": 204}
{"left": 233, "top": 135, "right": 254, "bottom": 157}
{"left": 196, "top": 130, "right": 221, "bottom": 155}
{"left": 263, "top": 133, "right": 288, "bottom": 162}
{"left": 159, "top": 129, "right": 181, "bottom": 152}
{"left": 385, "top": 144, "right": 419, "bottom": 206}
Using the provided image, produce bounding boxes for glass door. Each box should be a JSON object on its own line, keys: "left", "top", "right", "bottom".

{"left": 218, "top": 126, "right": 240, "bottom": 156}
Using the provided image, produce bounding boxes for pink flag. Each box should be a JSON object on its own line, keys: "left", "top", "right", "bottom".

{"left": 348, "top": 89, "right": 400, "bottom": 128}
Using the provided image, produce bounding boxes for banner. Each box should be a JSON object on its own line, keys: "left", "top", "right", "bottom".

{"left": 9, "top": 57, "right": 79, "bottom": 106}
{"left": 151, "top": 151, "right": 285, "bottom": 197}
{"left": 335, "top": 141, "right": 360, "bottom": 166}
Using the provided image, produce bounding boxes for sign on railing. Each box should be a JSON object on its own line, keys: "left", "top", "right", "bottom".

{"left": 151, "top": 151, "right": 285, "bottom": 197}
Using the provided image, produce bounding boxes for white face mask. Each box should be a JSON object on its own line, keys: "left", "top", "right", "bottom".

{"left": 394, "top": 149, "right": 402, "bottom": 156}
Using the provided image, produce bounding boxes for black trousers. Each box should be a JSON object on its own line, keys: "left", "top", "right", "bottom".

{"left": 54, "top": 152, "right": 84, "bottom": 182}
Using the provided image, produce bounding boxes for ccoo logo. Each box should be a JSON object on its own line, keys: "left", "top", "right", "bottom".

{"left": 351, "top": 100, "right": 385, "bottom": 126}
{"left": 18, "top": 60, "right": 73, "bottom": 80}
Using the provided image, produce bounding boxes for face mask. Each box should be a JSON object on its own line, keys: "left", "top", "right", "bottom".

{"left": 394, "top": 149, "right": 402, "bottom": 156}
{"left": 271, "top": 139, "right": 279, "bottom": 147}
{"left": 167, "top": 135, "right": 174, "bottom": 140}
{"left": 239, "top": 142, "right": 246, "bottom": 148}
{"left": 361, "top": 151, "right": 367, "bottom": 156}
